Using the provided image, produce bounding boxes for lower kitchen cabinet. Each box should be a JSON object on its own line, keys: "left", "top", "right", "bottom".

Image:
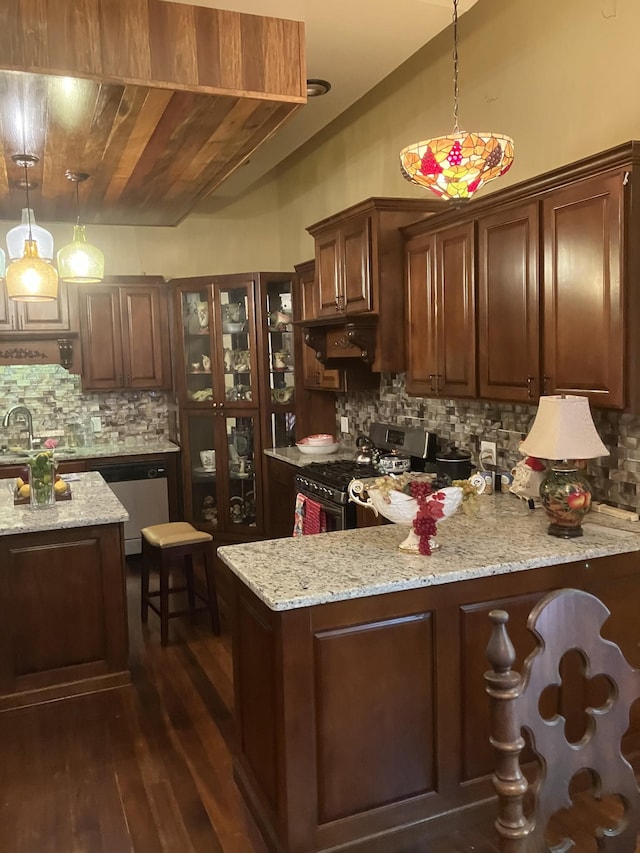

{"left": 78, "top": 276, "right": 171, "bottom": 391}
{"left": 264, "top": 454, "right": 297, "bottom": 539}
{"left": 181, "top": 410, "right": 264, "bottom": 537}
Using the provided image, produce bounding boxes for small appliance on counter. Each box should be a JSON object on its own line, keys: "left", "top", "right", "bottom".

{"left": 294, "top": 422, "right": 438, "bottom": 531}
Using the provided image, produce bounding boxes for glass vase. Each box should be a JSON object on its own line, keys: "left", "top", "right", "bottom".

{"left": 29, "top": 451, "right": 56, "bottom": 510}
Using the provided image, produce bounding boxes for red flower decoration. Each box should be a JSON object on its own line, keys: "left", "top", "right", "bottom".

{"left": 420, "top": 148, "right": 443, "bottom": 176}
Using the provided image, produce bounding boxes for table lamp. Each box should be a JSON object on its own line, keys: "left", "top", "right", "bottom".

{"left": 519, "top": 395, "right": 609, "bottom": 538}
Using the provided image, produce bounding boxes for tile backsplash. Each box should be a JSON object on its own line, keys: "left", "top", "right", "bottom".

{"left": 0, "top": 365, "right": 172, "bottom": 448}
{"left": 336, "top": 374, "right": 640, "bottom": 513}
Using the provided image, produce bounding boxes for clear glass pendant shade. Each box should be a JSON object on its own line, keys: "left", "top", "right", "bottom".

{"left": 6, "top": 240, "right": 58, "bottom": 302}
{"left": 57, "top": 224, "right": 105, "bottom": 283}
{"left": 6, "top": 209, "right": 54, "bottom": 261}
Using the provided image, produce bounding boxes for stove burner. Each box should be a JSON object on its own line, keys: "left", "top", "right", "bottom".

{"left": 302, "top": 460, "right": 378, "bottom": 489}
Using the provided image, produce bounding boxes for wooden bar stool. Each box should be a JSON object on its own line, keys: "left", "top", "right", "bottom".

{"left": 140, "top": 522, "right": 220, "bottom": 646}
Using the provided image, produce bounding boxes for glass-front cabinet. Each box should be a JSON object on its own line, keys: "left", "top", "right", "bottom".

{"left": 173, "top": 272, "right": 294, "bottom": 542}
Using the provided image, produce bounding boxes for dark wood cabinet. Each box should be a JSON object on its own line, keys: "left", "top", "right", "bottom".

{"left": 172, "top": 272, "right": 296, "bottom": 543}
{"left": 406, "top": 221, "right": 476, "bottom": 398}
{"left": 296, "top": 259, "right": 344, "bottom": 391}
{"left": 477, "top": 201, "right": 540, "bottom": 402}
{"left": 306, "top": 198, "right": 442, "bottom": 373}
{"left": 264, "top": 454, "right": 297, "bottom": 539}
{"left": 477, "top": 174, "right": 625, "bottom": 408}
{"left": 78, "top": 276, "right": 170, "bottom": 391}
{"left": 231, "top": 549, "right": 640, "bottom": 852}
{"left": 404, "top": 143, "right": 640, "bottom": 410}
{"left": 542, "top": 172, "right": 624, "bottom": 408}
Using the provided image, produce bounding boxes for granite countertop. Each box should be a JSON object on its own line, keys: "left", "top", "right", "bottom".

{"left": 0, "top": 471, "right": 129, "bottom": 536}
{"left": 0, "top": 439, "right": 179, "bottom": 466}
{"left": 218, "top": 494, "right": 640, "bottom": 611}
{"left": 265, "top": 446, "right": 356, "bottom": 466}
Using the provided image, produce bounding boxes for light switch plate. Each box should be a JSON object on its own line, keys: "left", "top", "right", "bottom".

{"left": 340, "top": 416, "right": 349, "bottom": 434}
{"left": 91, "top": 416, "right": 102, "bottom": 433}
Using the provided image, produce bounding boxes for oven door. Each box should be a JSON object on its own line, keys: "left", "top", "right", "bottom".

{"left": 295, "top": 482, "right": 357, "bottom": 532}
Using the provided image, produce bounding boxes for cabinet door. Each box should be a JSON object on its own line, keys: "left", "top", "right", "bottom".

{"left": 19, "top": 281, "right": 72, "bottom": 332}
{"left": 0, "top": 281, "right": 71, "bottom": 332}
{"left": 215, "top": 278, "right": 258, "bottom": 408}
{"left": 298, "top": 262, "right": 343, "bottom": 390}
{"left": 405, "top": 237, "right": 439, "bottom": 396}
{"left": 182, "top": 410, "right": 220, "bottom": 531}
{"left": 78, "top": 287, "right": 124, "bottom": 390}
{"left": 478, "top": 203, "right": 540, "bottom": 402}
{"left": 316, "top": 228, "right": 341, "bottom": 317}
{"left": 0, "top": 281, "right": 15, "bottom": 331}
{"left": 119, "top": 285, "right": 169, "bottom": 389}
{"left": 436, "top": 222, "right": 476, "bottom": 399}
{"left": 543, "top": 172, "right": 624, "bottom": 409}
{"left": 342, "top": 215, "right": 372, "bottom": 314}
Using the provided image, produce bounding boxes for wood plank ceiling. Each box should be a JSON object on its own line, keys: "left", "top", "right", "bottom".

{"left": 0, "top": 0, "right": 306, "bottom": 227}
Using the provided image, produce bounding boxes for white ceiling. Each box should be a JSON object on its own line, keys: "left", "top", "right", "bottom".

{"left": 166, "top": 0, "right": 479, "bottom": 205}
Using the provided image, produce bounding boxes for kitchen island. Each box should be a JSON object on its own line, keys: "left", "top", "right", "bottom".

{"left": 0, "top": 472, "right": 130, "bottom": 711}
{"left": 219, "top": 496, "right": 640, "bottom": 852}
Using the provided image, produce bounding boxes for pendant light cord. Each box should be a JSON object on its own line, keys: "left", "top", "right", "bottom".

{"left": 75, "top": 180, "right": 81, "bottom": 226}
{"left": 23, "top": 161, "right": 34, "bottom": 243}
{"left": 452, "top": 0, "right": 460, "bottom": 134}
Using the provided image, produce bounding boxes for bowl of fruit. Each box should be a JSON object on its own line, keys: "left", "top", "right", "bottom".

{"left": 348, "top": 473, "right": 463, "bottom": 554}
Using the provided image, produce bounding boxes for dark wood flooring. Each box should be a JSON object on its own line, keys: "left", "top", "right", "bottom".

{"left": 0, "top": 558, "right": 638, "bottom": 853}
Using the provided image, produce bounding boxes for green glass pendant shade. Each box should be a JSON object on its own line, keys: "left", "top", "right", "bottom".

{"left": 57, "top": 224, "right": 104, "bottom": 283}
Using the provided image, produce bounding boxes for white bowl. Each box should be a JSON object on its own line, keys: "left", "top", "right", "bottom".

{"left": 296, "top": 441, "right": 340, "bottom": 456}
{"left": 223, "top": 320, "right": 245, "bottom": 334}
{"left": 304, "top": 433, "right": 335, "bottom": 446}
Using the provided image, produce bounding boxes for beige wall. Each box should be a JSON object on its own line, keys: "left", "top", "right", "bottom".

{"left": 273, "top": 0, "right": 640, "bottom": 267}
{"left": 7, "top": 0, "right": 639, "bottom": 277}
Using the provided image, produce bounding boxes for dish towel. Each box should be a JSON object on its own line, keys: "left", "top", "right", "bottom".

{"left": 293, "top": 493, "right": 306, "bottom": 537}
{"left": 302, "top": 497, "right": 327, "bottom": 536}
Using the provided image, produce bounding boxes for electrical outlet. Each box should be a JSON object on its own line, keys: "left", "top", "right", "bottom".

{"left": 340, "top": 416, "right": 349, "bottom": 434}
{"left": 480, "top": 440, "right": 497, "bottom": 467}
{"left": 90, "top": 416, "right": 102, "bottom": 433}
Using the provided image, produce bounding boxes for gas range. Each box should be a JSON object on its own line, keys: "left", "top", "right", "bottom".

{"left": 295, "top": 460, "right": 378, "bottom": 506}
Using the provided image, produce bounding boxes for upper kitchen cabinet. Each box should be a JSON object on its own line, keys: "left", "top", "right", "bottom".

{"left": 0, "top": 280, "right": 73, "bottom": 333}
{"left": 0, "top": 0, "right": 305, "bottom": 226}
{"left": 477, "top": 172, "right": 625, "bottom": 408}
{"left": 78, "top": 277, "right": 171, "bottom": 391}
{"left": 405, "top": 221, "right": 476, "bottom": 398}
{"left": 295, "top": 259, "right": 343, "bottom": 391}
{"left": 304, "top": 198, "right": 442, "bottom": 373}
{"left": 477, "top": 201, "right": 540, "bottom": 403}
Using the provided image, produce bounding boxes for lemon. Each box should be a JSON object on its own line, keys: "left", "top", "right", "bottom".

{"left": 16, "top": 477, "right": 24, "bottom": 488}
{"left": 18, "top": 484, "right": 30, "bottom": 498}
{"left": 54, "top": 480, "right": 68, "bottom": 495}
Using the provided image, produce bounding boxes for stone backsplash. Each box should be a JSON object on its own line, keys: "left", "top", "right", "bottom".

{"left": 0, "top": 365, "right": 173, "bottom": 448}
{"left": 336, "top": 374, "right": 639, "bottom": 513}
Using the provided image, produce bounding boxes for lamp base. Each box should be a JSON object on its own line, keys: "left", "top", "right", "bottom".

{"left": 547, "top": 522, "right": 584, "bottom": 539}
{"left": 540, "top": 462, "right": 593, "bottom": 538}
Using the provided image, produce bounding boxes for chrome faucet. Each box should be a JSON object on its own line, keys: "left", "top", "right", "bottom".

{"left": 2, "top": 405, "right": 35, "bottom": 449}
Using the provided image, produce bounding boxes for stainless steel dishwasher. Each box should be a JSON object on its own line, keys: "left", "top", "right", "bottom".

{"left": 90, "top": 460, "right": 170, "bottom": 555}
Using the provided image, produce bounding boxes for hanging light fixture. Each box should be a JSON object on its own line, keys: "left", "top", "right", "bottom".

{"left": 6, "top": 154, "right": 58, "bottom": 302}
{"left": 6, "top": 155, "right": 55, "bottom": 262}
{"left": 399, "top": 0, "right": 514, "bottom": 201}
{"left": 57, "top": 171, "right": 105, "bottom": 284}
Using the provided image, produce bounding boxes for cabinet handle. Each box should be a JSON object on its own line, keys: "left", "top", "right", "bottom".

{"left": 19, "top": 316, "right": 23, "bottom": 330}
{"left": 543, "top": 375, "right": 550, "bottom": 393}
{"left": 10, "top": 314, "right": 15, "bottom": 329}
{"left": 428, "top": 374, "right": 436, "bottom": 393}
{"left": 527, "top": 376, "right": 535, "bottom": 398}
{"left": 212, "top": 402, "right": 218, "bottom": 408}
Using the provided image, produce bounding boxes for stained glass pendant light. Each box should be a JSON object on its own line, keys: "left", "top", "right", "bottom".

{"left": 399, "top": 0, "right": 514, "bottom": 201}
{"left": 57, "top": 171, "right": 105, "bottom": 284}
{"left": 6, "top": 155, "right": 58, "bottom": 302}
